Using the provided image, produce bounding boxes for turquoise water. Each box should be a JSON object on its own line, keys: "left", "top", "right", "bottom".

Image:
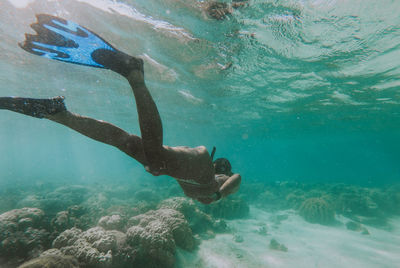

{"left": 0, "top": 1, "right": 400, "bottom": 267}
{"left": 1, "top": 0, "right": 399, "bottom": 187}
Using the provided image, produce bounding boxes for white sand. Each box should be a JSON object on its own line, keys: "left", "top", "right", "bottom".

{"left": 177, "top": 207, "right": 400, "bottom": 268}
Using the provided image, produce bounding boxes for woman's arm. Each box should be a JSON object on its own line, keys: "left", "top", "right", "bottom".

{"left": 219, "top": 173, "right": 242, "bottom": 198}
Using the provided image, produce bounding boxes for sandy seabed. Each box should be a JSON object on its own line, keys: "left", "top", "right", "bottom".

{"left": 177, "top": 207, "right": 400, "bottom": 268}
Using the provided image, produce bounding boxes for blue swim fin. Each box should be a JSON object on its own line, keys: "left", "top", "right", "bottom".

{"left": 19, "top": 14, "right": 117, "bottom": 68}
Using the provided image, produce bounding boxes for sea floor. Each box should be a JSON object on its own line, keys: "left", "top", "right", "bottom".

{"left": 177, "top": 207, "right": 400, "bottom": 268}
{"left": 1, "top": 181, "right": 399, "bottom": 268}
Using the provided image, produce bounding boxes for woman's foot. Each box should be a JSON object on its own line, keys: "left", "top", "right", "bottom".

{"left": 91, "top": 49, "right": 144, "bottom": 78}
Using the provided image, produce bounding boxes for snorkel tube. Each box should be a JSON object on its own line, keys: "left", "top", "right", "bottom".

{"left": 210, "top": 146, "right": 216, "bottom": 161}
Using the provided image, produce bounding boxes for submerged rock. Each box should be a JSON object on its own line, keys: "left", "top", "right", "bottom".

{"left": 346, "top": 221, "right": 362, "bottom": 231}
{"left": 299, "top": 198, "right": 335, "bottom": 225}
{"left": 361, "top": 227, "right": 370, "bottom": 235}
{"left": 269, "top": 239, "right": 288, "bottom": 252}
{"left": 213, "top": 219, "right": 230, "bottom": 233}
{"left": 346, "top": 221, "right": 370, "bottom": 235}
{"left": 257, "top": 225, "right": 268, "bottom": 235}
{"left": 233, "top": 234, "right": 244, "bottom": 243}
{"left": 270, "top": 213, "right": 289, "bottom": 226}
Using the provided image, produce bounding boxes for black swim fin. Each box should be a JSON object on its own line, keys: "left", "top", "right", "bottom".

{"left": 0, "top": 96, "right": 66, "bottom": 118}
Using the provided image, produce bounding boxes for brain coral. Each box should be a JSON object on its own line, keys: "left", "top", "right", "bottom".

{"left": 299, "top": 198, "right": 335, "bottom": 225}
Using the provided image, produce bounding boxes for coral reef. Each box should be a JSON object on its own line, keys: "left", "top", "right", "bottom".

{"left": 299, "top": 198, "right": 335, "bottom": 225}
{"left": 337, "top": 192, "right": 379, "bottom": 217}
{"left": 0, "top": 208, "right": 51, "bottom": 264}
{"left": 133, "top": 189, "right": 161, "bottom": 203}
{"left": 17, "top": 186, "right": 89, "bottom": 216}
{"left": 52, "top": 227, "right": 131, "bottom": 268}
{"left": 202, "top": 197, "right": 249, "bottom": 219}
{"left": 159, "top": 197, "right": 214, "bottom": 233}
{"left": 82, "top": 192, "right": 157, "bottom": 228}
{"left": 285, "top": 189, "right": 307, "bottom": 210}
{"left": 384, "top": 187, "right": 400, "bottom": 215}
{"left": 128, "top": 208, "right": 195, "bottom": 250}
{"left": 48, "top": 206, "right": 196, "bottom": 268}
{"left": 1, "top": 180, "right": 398, "bottom": 268}
{"left": 257, "top": 190, "right": 284, "bottom": 210}
{"left": 126, "top": 223, "right": 174, "bottom": 268}
{"left": 18, "top": 253, "right": 79, "bottom": 268}
{"left": 254, "top": 181, "right": 306, "bottom": 211}
{"left": 0, "top": 187, "right": 24, "bottom": 214}
{"left": 159, "top": 197, "right": 229, "bottom": 235}
{"left": 51, "top": 205, "right": 92, "bottom": 234}
{"left": 126, "top": 208, "right": 195, "bottom": 268}
{"left": 98, "top": 214, "right": 125, "bottom": 231}
{"left": 243, "top": 181, "right": 399, "bottom": 228}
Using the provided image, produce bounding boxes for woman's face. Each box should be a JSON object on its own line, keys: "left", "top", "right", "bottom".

{"left": 213, "top": 158, "right": 232, "bottom": 175}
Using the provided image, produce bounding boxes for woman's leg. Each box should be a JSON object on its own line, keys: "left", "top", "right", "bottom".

{"left": 48, "top": 111, "right": 147, "bottom": 165}
{"left": 126, "top": 70, "right": 164, "bottom": 165}
{"left": 0, "top": 96, "right": 147, "bottom": 165}
{"left": 93, "top": 50, "right": 165, "bottom": 168}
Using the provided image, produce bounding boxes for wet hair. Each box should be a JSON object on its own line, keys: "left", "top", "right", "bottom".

{"left": 213, "top": 158, "right": 232, "bottom": 175}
